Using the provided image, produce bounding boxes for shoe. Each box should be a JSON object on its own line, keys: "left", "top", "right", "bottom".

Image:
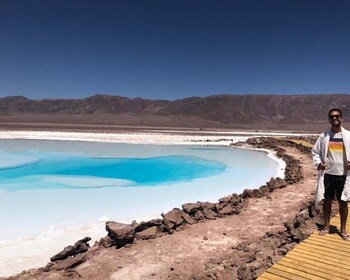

{"left": 340, "top": 232, "right": 350, "bottom": 241}
{"left": 318, "top": 229, "right": 329, "bottom": 236}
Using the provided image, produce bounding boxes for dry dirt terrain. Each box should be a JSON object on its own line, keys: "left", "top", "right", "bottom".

{"left": 3, "top": 139, "right": 320, "bottom": 280}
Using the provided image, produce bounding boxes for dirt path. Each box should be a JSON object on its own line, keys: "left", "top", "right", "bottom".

{"left": 8, "top": 144, "right": 318, "bottom": 280}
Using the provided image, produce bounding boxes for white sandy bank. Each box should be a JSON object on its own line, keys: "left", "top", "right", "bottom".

{"left": 0, "top": 130, "right": 311, "bottom": 145}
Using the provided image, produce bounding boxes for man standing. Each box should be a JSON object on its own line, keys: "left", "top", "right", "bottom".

{"left": 312, "top": 108, "right": 350, "bottom": 240}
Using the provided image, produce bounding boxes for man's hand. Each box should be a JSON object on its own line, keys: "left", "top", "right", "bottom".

{"left": 347, "top": 161, "right": 350, "bottom": 170}
{"left": 317, "top": 162, "right": 326, "bottom": 171}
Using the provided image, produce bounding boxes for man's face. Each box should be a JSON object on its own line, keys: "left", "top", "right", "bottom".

{"left": 328, "top": 110, "right": 343, "bottom": 127}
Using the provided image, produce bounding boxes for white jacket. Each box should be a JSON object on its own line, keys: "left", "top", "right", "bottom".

{"left": 312, "top": 127, "right": 350, "bottom": 206}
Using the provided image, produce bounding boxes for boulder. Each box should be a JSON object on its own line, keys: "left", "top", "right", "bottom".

{"left": 200, "top": 202, "right": 216, "bottom": 211}
{"left": 49, "top": 254, "right": 86, "bottom": 271}
{"left": 135, "top": 226, "right": 159, "bottom": 240}
{"left": 266, "top": 177, "right": 278, "bottom": 191}
{"left": 98, "top": 236, "right": 115, "bottom": 248}
{"left": 259, "top": 185, "right": 270, "bottom": 193}
{"left": 237, "top": 266, "right": 253, "bottom": 280}
{"left": 202, "top": 208, "right": 217, "bottom": 220}
{"left": 135, "top": 219, "right": 163, "bottom": 233}
{"left": 50, "top": 237, "right": 91, "bottom": 262}
{"left": 106, "top": 222, "right": 135, "bottom": 248}
{"left": 181, "top": 212, "right": 196, "bottom": 225}
{"left": 229, "top": 194, "right": 241, "bottom": 205}
{"left": 182, "top": 203, "right": 202, "bottom": 214}
{"left": 193, "top": 210, "right": 205, "bottom": 220}
{"left": 275, "top": 177, "right": 287, "bottom": 188}
{"left": 218, "top": 204, "right": 236, "bottom": 215}
{"left": 162, "top": 208, "right": 185, "bottom": 229}
{"left": 242, "top": 189, "right": 255, "bottom": 199}
{"left": 218, "top": 195, "right": 233, "bottom": 204}
{"left": 253, "top": 189, "right": 264, "bottom": 198}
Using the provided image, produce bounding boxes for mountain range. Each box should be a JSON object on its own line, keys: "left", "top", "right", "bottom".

{"left": 0, "top": 94, "right": 349, "bottom": 131}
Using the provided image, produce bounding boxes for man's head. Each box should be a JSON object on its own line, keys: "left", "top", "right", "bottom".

{"left": 328, "top": 108, "right": 343, "bottom": 128}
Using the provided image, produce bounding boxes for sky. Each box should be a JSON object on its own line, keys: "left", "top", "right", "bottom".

{"left": 0, "top": 0, "right": 349, "bottom": 100}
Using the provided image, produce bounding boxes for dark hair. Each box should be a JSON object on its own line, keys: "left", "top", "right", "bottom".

{"left": 328, "top": 108, "right": 342, "bottom": 118}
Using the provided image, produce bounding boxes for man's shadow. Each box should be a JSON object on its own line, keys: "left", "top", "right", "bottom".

{"left": 316, "top": 223, "right": 340, "bottom": 234}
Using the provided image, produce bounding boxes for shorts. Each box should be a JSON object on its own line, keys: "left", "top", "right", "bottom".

{"left": 324, "top": 173, "right": 346, "bottom": 201}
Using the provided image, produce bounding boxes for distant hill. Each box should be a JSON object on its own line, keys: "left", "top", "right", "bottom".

{"left": 0, "top": 94, "right": 349, "bottom": 131}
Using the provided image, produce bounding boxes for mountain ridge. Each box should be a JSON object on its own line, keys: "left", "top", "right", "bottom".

{"left": 0, "top": 94, "right": 349, "bottom": 131}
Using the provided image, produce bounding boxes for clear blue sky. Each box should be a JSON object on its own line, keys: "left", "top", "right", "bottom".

{"left": 0, "top": 0, "right": 349, "bottom": 100}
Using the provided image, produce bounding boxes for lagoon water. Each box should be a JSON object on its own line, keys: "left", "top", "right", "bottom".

{"left": 0, "top": 140, "right": 281, "bottom": 240}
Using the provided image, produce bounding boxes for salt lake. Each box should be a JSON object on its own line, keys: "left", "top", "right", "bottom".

{"left": 0, "top": 139, "right": 283, "bottom": 276}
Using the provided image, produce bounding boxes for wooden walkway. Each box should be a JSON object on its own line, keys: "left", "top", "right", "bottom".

{"left": 258, "top": 213, "right": 350, "bottom": 280}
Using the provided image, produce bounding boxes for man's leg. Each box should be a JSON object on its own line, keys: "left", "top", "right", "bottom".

{"left": 339, "top": 200, "right": 348, "bottom": 234}
{"left": 322, "top": 199, "right": 333, "bottom": 231}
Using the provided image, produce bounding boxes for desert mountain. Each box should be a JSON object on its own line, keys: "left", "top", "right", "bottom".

{"left": 0, "top": 94, "right": 349, "bottom": 131}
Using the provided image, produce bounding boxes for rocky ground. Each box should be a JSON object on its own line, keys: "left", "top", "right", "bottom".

{"left": 3, "top": 137, "right": 327, "bottom": 280}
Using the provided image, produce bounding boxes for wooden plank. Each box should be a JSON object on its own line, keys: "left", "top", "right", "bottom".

{"left": 269, "top": 264, "right": 325, "bottom": 280}
{"left": 308, "top": 235, "right": 347, "bottom": 247}
{"left": 258, "top": 271, "right": 291, "bottom": 280}
{"left": 288, "top": 250, "right": 350, "bottom": 269}
{"left": 304, "top": 237, "right": 350, "bottom": 252}
{"left": 308, "top": 234, "right": 350, "bottom": 246}
{"left": 302, "top": 240, "right": 350, "bottom": 254}
{"left": 286, "top": 139, "right": 314, "bottom": 148}
{"left": 295, "top": 242, "right": 350, "bottom": 257}
{"left": 280, "top": 257, "right": 350, "bottom": 279}
{"left": 309, "top": 233, "right": 350, "bottom": 245}
{"left": 275, "top": 261, "right": 344, "bottom": 280}
{"left": 264, "top": 267, "right": 315, "bottom": 280}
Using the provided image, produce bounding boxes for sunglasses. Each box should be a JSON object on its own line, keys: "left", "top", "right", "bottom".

{"left": 329, "top": 114, "right": 341, "bottom": 119}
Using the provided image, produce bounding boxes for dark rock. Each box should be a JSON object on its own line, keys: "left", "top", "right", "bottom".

{"left": 181, "top": 212, "right": 196, "bottom": 225}
{"left": 193, "top": 210, "right": 205, "bottom": 220}
{"left": 252, "top": 189, "right": 264, "bottom": 198}
{"left": 201, "top": 202, "right": 216, "bottom": 211}
{"left": 182, "top": 203, "right": 202, "bottom": 214}
{"left": 266, "top": 177, "right": 278, "bottom": 191}
{"left": 236, "top": 242, "right": 249, "bottom": 251}
{"left": 237, "top": 266, "right": 253, "bottom": 280}
{"left": 215, "top": 202, "right": 226, "bottom": 212}
{"left": 218, "top": 195, "right": 233, "bottom": 204}
{"left": 219, "top": 204, "right": 237, "bottom": 215}
{"left": 229, "top": 194, "right": 241, "bottom": 205}
{"left": 50, "top": 237, "right": 91, "bottom": 262}
{"left": 98, "top": 236, "right": 115, "bottom": 248}
{"left": 134, "top": 219, "right": 163, "bottom": 233}
{"left": 259, "top": 185, "right": 270, "bottom": 193}
{"left": 134, "top": 226, "right": 159, "bottom": 240}
{"left": 202, "top": 208, "right": 217, "bottom": 220}
{"left": 242, "top": 189, "right": 255, "bottom": 199}
{"left": 287, "top": 218, "right": 317, "bottom": 241}
{"left": 50, "top": 254, "right": 86, "bottom": 271}
{"left": 275, "top": 177, "right": 287, "bottom": 188}
{"left": 106, "top": 222, "right": 135, "bottom": 248}
{"left": 162, "top": 208, "right": 185, "bottom": 229}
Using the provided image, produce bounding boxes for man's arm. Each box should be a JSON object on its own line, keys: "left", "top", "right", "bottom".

{"left": 312, "top": 135, "right": 326, "bottom": 170}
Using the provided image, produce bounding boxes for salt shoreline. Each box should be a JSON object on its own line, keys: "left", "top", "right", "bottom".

{"left": 0, "top": 130, "right": 299, "bottom": 277}
{"left": 0, "top": 129, "right": 313, "bottom": 144}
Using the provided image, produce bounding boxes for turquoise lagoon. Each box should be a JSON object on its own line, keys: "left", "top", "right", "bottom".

{"left": 0, "top": 140, "right": 281, "bottom": 239}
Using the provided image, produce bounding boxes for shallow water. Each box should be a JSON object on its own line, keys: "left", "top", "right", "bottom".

{"left": 0, "top": 140, "right": 280, "bottom": 239}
